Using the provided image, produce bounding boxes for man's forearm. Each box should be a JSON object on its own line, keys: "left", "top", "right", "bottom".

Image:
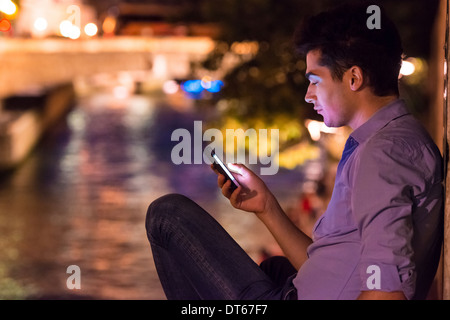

{"left": 257, "top": 196, "right": 313, "bottom": 270}
{"left": 357, "top": 291, "right": 406, "bottom": 300}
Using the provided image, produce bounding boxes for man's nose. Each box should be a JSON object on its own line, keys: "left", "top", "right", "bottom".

{"left": 305, "top": 86, "right": 315, "bottom": 104}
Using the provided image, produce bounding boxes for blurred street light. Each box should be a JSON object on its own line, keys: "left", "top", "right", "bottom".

{"left": 400, "top": 59, "right": 416, "bottom": 76}
{"left": 15, "top": 0, "right": 96, "bottom": 38}
{"left": 0, "top": 0, "right": 17, "bottom": 15}
{"left": 102, "top": 16, "right": 116, "bottom": 36}
{"left": 59, "top": 19, "right": 80, "bottom": 39}
{"left": 84, "top": 22, "right": 98, "bottom": 37}
{"left": 59, "top": 19, "right": 72, "bottom": 37}
{"left": 33, "top": 17, "right": 48, "bottom": 32}
{"left": 163, "top": 80, "right": 179, "bottom": 95}
{"left": 306, "top": 120, "right": 338, "bottom": 142}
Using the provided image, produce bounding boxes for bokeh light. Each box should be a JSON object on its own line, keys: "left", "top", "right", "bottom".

{"left": 400, "top": 59, "right": 416, "bottom": 76}
{"left": 0, "top": 0, "right": 17, "bottom": 15}
{"left": 33, "top": 17, "right": 48, "bottom": 32}
{"left": 59, "top": 19, "right": 80, "bottom": 39}
{"left": 84, "top": 22, "right": 98, "bottom": 37}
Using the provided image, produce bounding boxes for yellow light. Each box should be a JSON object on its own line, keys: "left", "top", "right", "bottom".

{"left": 230, "top": 41, "right": 259, "bottom": 55}
{"left": 0, "top": 0, "right": 17, "bottom": 15}
{"left": 305, "top": 120, "right": 338, "bottom": 141}
{"left": 59, "top": 20, "right": 72, "bottom": 37}
{"left": 59, "top": 20, "right": 80, "bottom": 39}
{"left": 33, "top": 17, "right": 48, "bottom": 32}
{"left": 84, "top": 23, "right": 98, "bottom": 37}
{"left": 400, "top": 60, "right": 415, "bottom": 76}
{"left": 102, "top": 16, "right": 116, "bottom": 34}
{"left": 307, "top": 120, "right": 322, "bottom": 141}
{"left": 69, "top": 25, "right": 81, "bottom": 39}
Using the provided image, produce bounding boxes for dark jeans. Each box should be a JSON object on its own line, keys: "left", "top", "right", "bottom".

{"left": 145, "top": 193, "right": 297, "bottom": 300}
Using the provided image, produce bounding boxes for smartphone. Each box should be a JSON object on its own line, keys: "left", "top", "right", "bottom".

{"left": 209, "top": 149, "right": 240, "bottom": 191}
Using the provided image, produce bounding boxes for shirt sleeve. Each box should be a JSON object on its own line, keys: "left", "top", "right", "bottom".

{"left": 351, "top": 136, "right": 428, "bottom": 299}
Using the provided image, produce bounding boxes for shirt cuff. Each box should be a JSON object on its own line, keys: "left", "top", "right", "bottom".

{"left": 359, "top": 262, "right": 415, "bottom": 299}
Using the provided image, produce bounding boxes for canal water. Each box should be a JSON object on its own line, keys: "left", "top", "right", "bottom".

{"left": 0, "top": 91, "right": 308, "bottom": 299}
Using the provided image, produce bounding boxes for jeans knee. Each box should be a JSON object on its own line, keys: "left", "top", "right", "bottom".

{"left": 148, "top": 193, "right": 191, "bottom": 212}
{"left": 145, "top": 193, "right": 193, "bottom": 237}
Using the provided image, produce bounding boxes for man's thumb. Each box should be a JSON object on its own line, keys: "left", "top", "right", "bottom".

{"left": 227, "top": 163, "right": 250, "bottom": 177}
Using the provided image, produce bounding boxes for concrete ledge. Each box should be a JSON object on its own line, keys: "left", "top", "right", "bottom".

{"left": 0, "top": 83, "right": 74, "bottom": 170}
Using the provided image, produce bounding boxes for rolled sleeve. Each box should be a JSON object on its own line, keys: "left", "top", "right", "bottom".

{"left": 351, "top": 137, "right": 424, "bottom": 299}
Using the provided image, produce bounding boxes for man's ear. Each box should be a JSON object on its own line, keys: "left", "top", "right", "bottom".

{"left": 348, "top": 66, "right": 364, "bottom": 91}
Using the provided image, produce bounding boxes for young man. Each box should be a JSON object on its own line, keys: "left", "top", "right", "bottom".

{"left": 146, "top": 3, "right": 443, "bottom": 299}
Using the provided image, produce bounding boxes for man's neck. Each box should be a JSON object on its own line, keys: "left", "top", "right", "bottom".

{"left": 348, "top": 94, "right": 399, "bottom": 130}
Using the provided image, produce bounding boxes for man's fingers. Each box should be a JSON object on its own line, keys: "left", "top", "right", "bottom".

{"left": 229, "top": 185, "right": 242, "bottom": 207}
{"left": 217, "top": 174, "right": 226, "bottom": 188}
{"left": 227, "top": 163, "right": 250, "bottom": 178}
{"left": 211, "top": 164, "right": 219, "bottom": 174}
{"left": 221, "top": 180, "right": 233, "bottom": 198}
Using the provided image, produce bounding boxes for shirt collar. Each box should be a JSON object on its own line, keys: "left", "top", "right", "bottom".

{"left": 350, "top": 99, "right": 410, "bottom": 144}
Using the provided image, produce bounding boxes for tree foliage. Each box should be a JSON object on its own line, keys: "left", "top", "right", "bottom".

{"left": 184, "top": 0, "right": 439, "bottom": 130}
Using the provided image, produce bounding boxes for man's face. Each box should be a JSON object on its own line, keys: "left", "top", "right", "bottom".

{"left": 304, "top": 49, "right": 355, "bottom": 128}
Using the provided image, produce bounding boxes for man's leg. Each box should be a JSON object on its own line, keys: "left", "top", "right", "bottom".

{"left": 146, "top": 193, "right": 289, "bottom": 300}
{"left": 259, "top": 256, "right": 297, "bottom": 288}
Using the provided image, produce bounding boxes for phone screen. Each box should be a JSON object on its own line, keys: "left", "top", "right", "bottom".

{"left": 210, "top": 150, "right": 240, "bottom": 191}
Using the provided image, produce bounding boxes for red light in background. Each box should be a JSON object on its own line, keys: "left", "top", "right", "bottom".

{"left": 0, "top": 18, "right": 11, "bottom": 32}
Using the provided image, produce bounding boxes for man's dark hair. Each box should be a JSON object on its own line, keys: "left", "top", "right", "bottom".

{"left": 294, "top": 3, "right": 403, "bottom": 96}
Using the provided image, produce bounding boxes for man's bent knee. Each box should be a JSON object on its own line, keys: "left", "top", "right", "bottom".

{"left": 145, "top": 193, "right": 194, "bottom": 237}
{"left": 147, "top": 193, "right": 192, "bottom": 214}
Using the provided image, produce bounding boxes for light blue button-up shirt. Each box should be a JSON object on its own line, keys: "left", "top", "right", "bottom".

{"left": 293, "top": 99, "right": 443, "bottom": 300}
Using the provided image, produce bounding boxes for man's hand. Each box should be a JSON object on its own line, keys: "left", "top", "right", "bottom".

{"left": 211, "top": 163, "right": 312, "bottom": 270}
{"left": 212, "top": 163, "right": 274, "bottom": 215}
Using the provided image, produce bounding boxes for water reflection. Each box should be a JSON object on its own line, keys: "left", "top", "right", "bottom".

{"left": 0, "top": 92, "right": 303, "bottom": 299}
